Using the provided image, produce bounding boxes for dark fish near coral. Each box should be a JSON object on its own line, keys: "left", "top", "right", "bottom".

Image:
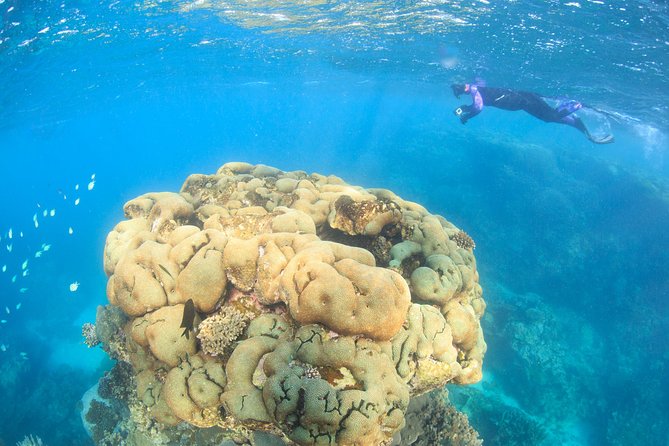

{"left": 180, "top": 299, "right": 195, "bottom": 339}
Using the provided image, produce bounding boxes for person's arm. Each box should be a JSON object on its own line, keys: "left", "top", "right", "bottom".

{"left": 454, "top": 85, "right": 483, "bottom": 124}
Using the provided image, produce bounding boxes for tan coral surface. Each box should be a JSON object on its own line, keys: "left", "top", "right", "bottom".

{"left": 99, "top": 162, "right": 487, "bottom": 446}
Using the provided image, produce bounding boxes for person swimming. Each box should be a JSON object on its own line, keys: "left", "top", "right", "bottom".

{"left": 451, "top": 83, "right": 614, "bottom": 144}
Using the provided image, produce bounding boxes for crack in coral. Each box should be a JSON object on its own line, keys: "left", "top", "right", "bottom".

{"left": 295, "top": 329, "right": 322, "bottom": 354}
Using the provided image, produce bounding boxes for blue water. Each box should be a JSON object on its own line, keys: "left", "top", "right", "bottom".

{"left": 1, "top": 1, "right": 668, "bottom": 445}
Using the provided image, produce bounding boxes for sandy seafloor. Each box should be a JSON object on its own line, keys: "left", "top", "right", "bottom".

{"left": 0, "top": 1, "right": 668, "bottom": 445}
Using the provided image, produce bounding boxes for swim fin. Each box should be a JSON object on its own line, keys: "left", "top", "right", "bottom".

{"left": 582, "top": 104, "right": 622, "bottom": 123}
{"left": 556, "top": 100, "right": 582, "bottom": 118}
{"left": 589, "top": 134, "right": 615, "bottom": 144}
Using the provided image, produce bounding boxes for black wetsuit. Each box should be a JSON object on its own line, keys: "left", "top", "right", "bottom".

{"left": 452, "top": 83, "right": 614, "bottom": 144}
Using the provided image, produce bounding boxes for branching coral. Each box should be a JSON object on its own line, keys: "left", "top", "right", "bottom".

{"left": 196, "top": 305, "right": 251, "bottom": 356}
{"left": 85, "top": 400, "right": 122, "bottom": 444}
{"left": 98, "top": 362, "right": 135, "bottom": 402}
{"left": 15, "top": 435, "right": 45, "bottom": 446}
{"left": 82, "top": 322, "right": 100, "bottom": 348}
{"left": 392, "top": 387, "right": 482, "bottom": 446}
{"left": 450, "top": 230, "right": 476, "bottom": 250}
{"left": 89, "top": 162, "right": 487, "bottom": 446}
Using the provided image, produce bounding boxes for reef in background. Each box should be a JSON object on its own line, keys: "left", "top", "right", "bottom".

{"left": 82, "top": 162, "right": 486, "bottom": 445}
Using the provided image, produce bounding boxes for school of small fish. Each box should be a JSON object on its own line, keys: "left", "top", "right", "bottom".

{"left": 0, "top": 173, "right": 96, "bottom": 354}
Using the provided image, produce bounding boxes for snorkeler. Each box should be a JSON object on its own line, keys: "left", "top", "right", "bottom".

{"left": 451, "top": 83, "right": 614, "bottom": 144}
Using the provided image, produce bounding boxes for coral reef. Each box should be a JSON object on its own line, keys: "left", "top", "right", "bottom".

{"left": 197, "top": 305, "right": 251, "bottom": 357}
{"left": 482, "top": 282, "right": 608, "bottom": 442}
{"left": 85, "top": 399, "right": 123, "bottom": 444}
{"left": 88, "top": 162, "right": 487, "bottom": 445}
{"left": 82, "top": 322, "right": 100, "bottom": 348}
{"left": 94, "top": 305, "right": 129, "bottom": 362}
{"left": 15, "top": 436, "right": 44, "bottom": 446}
{"left": 98, "top": 362, "right": 135, "bottom": 403}
{"left": 449, "top": 230, "right": 475, "bottom": 251}
{"left": 450, "top": 384, "right": 547, "bottom": 446}
{"left": 391, "top": 387, "right": 481, "bottom": 446}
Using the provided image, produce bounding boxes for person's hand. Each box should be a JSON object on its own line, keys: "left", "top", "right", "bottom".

{"left": 454, "top": 107, "right": 467, "bottom": 124}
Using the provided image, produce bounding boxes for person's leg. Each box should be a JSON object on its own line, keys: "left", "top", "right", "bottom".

{"left": 562, "top": 115, "right": 589, "bottom": 134}
{"left": 519, "top": 93, "right": 561, "bottom": 122}
{"left": 555, "top": 100, "right": 583, "bottom": 118}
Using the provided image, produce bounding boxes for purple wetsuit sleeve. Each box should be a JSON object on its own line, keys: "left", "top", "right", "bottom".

{"left": 471, "top": 86, "right": 484, "bottom": 112}
{"left": 457, "top": 85, "right": 483, "bottom": 123}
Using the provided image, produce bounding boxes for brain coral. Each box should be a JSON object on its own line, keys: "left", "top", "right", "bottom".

{"left": 97, "top": 162, "right": 487, "bottom": 445}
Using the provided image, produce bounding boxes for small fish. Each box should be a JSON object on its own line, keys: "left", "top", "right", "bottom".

{"left": 63, "top": 194, "right": 67, "bottom": 200}
{"left": 6, "top": 244, "right": 12, "bottom": 252}
{"left": 0, "top": 320, "right": 6, "bottom": 324}
{"left": 19, "top": 288, "right": 27, "bottom": 293}
{"left": 22, "top": 269, "right": 28, "bottom": 277}
{"left": 35, "top": 251, "right": 42, "bottom": 258}
{"left": 8, "top": 228, "right": 12, "bottom": 239}
{"left": 50, "top": 209, "right": 55, "bottom": 217}
{"left": 1, "top": 265, "right": 5, "bottom": 272}
{"left": 68, "top": 227, "right": 74, "bottom": 235}
{"left": 0, "top": 344, "right": 7, "bottom": 352}
{"left": 91, "top": 173, "right": 96, "bottom": 180}
{"left": 158, "top": 264, "right": 174, "bottom": 279}
{"left": 38, "top": 26, "right": 49, "bottom": 34}
{"left": 87, "top": 181, "right": 95, "bottom": 191}
{"left": 34, "top": 220, "right": 39, "bottom": 229}
{"left": 43, "top": 244, "right": 51, "bottom": 251}
{"left": 20, "top": 352, "right": 28, "bottom": 359}
{"left": 11, "top": 275, "right": 16, "bottom": 283}
{"left": 5, "top": 307, "right": 9, "bottom": 314}
{"left": 75, "top": 184, "right": 80, "bottom": 190}
{"left": 19, "top": 231, "right": 23, "bottom": 238}
{"left": 33, "top": 213, "right": 38, "bottom": 221}
{"left": 75, "top": 198, "right": 80, "bottom": 206}
{"left": 43, "top": 210, "right": 47, "bottom": 217}
{"left": 16, "top": 303, "right": 21, "bottom": 310}
{"left": 69, "top": 281, "right": 80, "bottom": 292}
{"left": 21, "top": 260, "right": 28, "bottom": 270}
{"left": 180, "top": 299, "right": 195, "bottom": 339}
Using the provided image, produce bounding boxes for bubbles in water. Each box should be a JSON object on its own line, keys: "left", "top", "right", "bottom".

{"left": 634, "top": 123, "right": 667, "bottom": 161}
